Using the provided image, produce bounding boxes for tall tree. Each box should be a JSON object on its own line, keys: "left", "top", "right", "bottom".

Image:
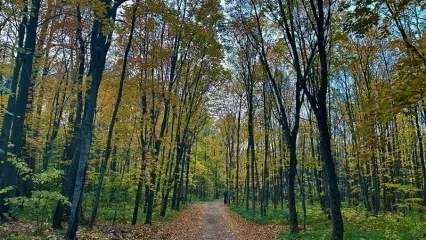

{"left": 0, "top": 0, "right": 41, "bottom": 214}
{"left": 66, "top": 0, "right": 126, "bottom": 238}
{"left": 88, "top": 0, "right": 138, "bottom": 228}
{"left": 301, "top": 0, "right": 344, "bottom": 238}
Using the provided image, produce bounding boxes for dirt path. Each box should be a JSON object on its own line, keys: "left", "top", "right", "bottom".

{"left": 0, "top": 201, "right": 283, "bottom": 239}
{"left": 98, "top": 201, "right": 282, "bottom": 239}
{"left": 197, "top": 200, "right": 283, "bottom": 240}
{"left": 199, "top": 201, "right": 236, "bottom": 239}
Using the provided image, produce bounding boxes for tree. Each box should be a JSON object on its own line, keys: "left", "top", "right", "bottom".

{"left": 66, "top": 0, "right": 126, "bottom": 238}
{"left": 88, "top": 0, "right": 138, "bottom": 228}
{"left": 0, "top": 0, "right": 41, "bottom": 214}
{"left": 300, "top": 0, "right": 344, "bottom": 238}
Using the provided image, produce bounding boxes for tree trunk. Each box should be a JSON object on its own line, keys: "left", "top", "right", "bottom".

{"left": 132, "top": 108, "right": 148, "bottom": 225}
{"left": 415, "top": 108, "right": 426, "bottom": 206}
{"left": 52, "top": 6, "right": 85, "bottom": 229}
{"left": 66, "top": 2, "right": 121, "bottom": 238}
{"left": 246, "top": 147, "right": 250, "bottom": 211}
{"left": 236, "top": 97, "right": 242, "bottom": 206}
{"left": 316, "top": 113, "right": 344, "bottom": 239}
{"left": 244, "top": 78, "right": 256, "bottom": 216}
{"left": 42, "top": 73, "right": 69, "bottom": 171}
{"left": 288, "top": 142, "right": 298, "bottom": 232}
{"left": 88, "top": 2, "right": 137, "bottom": 228}
{"left": 298, "top": 137, "right": 307, "bottom": 231}
{"left": 184, "top": 147, "right": 191, "bottom": 203}
{"left": 0, "top": 0, "right": 41, "bottom": 214}
{"left": 0, "top": 6, "right": 27, "bottom": 215}
{"left": 304, "top": 1, "right": 344, "bottom": 237}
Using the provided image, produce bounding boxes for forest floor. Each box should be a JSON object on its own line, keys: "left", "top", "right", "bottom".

{"left": 0, "top": 200, "right": 283, "bottom": 239}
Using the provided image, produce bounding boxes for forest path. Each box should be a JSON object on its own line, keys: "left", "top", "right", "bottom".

{"left": 199, "top": 200, "right": 236, "bottom": 239}
{"left": 0, "top": 200, "right": 283, "bottom": 239}
{"left": 197, "top": 200, "right": 284, "bottom": 240}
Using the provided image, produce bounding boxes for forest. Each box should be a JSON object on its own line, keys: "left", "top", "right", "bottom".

{"left": 0, "top": 0, "right": 426, "bottom": 239}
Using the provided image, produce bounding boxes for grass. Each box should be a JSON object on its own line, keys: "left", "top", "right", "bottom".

{"left": 229, "top": 201, "right": 426, "bottom": 240}
{"left": 229, "top": 204, "right": 289, "bottom": 225}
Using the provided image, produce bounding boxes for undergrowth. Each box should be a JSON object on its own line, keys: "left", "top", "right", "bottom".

{"left": 229, "top": 201, "right": 426, "bottom": 239}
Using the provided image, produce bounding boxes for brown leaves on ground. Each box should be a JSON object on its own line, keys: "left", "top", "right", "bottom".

{"left": 92, "top": 203, "right": 205, "bottom": 240}
{"left": 0, "top": 219, "right": 79, "bottom": 240}
{"left": 80, "top": 203, "right": 204, "bottom": 240}
{"left": 157, "top": 203, "right": 205, "bottom": 240}
{"left": 0, "top": 202, "right": 284, "bottom": 240}
{"left": 0, "top": 203, "right": 205, "bottom": 240}
{"left": 219, "top": 204, "right": 284, "bottom": 240}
